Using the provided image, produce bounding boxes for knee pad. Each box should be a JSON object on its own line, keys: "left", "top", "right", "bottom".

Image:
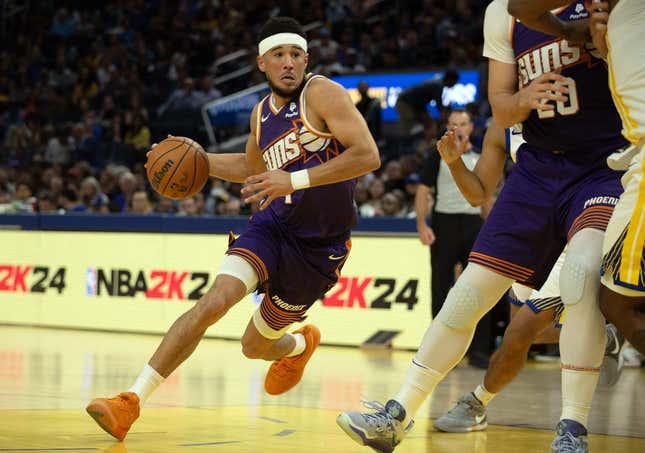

{"left": 560, "top": 255, "right": 598, "bottom": 306}
{"left": 435, "top": 280, "right": 483, "bottom": 330}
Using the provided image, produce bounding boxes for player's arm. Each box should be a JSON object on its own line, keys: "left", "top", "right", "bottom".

{"left": 414, "top": 184, "right": 436, "bottom": 245}
{"left": 484, "top": 1, "right": 569, "bottom": 128}
{"left": 507, "top": 0, "right": 590, "bottom": 43}
{"left": 206, "top": 104, "right": 267, "bottom": 183}
{"left": 297, "top": 78, "right": 380, "bottom": 184}
{"left": 437, "top": 122, "right": 507, "bottom": 207}
{"left": 241, "top": 78, "right": 380, "bottom": 208}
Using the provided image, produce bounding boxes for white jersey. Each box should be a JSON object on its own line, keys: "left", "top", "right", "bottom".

{"left": 606, "top": 0, "right": 645, "bottom": 146}
{"left": 600, "top": 0, "right": 645, "bottom": 295}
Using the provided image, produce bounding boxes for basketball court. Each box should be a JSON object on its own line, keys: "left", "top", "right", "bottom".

{"left": 1, "top": 325, "right": 643, "bottom": 452}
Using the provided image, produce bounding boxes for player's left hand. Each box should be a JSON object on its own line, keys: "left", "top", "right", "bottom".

{"left": 242, "top": 169, "right": 294, "bottom": 210}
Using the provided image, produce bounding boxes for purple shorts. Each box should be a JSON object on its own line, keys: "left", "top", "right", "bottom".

{"left": 470, "top": 145, "right": 623, "bottom": 288}
{"left": 226, "top": 213, "right": 351, "bottom": 331}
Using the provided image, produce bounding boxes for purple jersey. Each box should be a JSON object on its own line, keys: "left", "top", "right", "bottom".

{"left": 512, "top": 1, "right": 627, "bottom": 154}
{"left": 253, "top": 74, "right": 357, "bottom": 240}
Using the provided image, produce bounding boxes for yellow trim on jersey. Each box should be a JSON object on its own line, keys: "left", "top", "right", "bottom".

{"left": 620, "top": 150, "right": 645, "bottom": 284}
{"left": 606, "top": 37, "right": 640, "bottom": 145}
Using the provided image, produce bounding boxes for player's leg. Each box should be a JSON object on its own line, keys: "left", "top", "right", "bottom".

{"left": 461, "top": 214, "right": 493, "bottom": 368}
{"left": 337, "top": 163, "right": 561, "bottom": 451}
{"left": 600, "top": 287, "right": 645, "bottom": 354}
{"left": 337, "top": 263, "right": 512, "bottom": 451}
{"left": 86, "top": 255, "right": 254, "bottom": 440}
{"left": 434, "top": 303, "right": 556, "bottom": 433}
{"left": 553, "top": 228, "right": 606, "bottom": 452}
{"left": 600, "top": 147, "right": 645, "bottom": 354}
{"left": 241, "top": 300, "right": 320, "bottom": 395}
{"left": 251, "top": 234, "right": 350, "bottom": 395}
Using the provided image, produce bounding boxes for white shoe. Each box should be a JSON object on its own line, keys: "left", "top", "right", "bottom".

{"left": 622, "top": 344, "right": 643, "bottom": 368}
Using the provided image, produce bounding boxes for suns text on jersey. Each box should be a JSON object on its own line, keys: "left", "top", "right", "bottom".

{"left": 262, "top": 131, "right": 302, "bottom": 170}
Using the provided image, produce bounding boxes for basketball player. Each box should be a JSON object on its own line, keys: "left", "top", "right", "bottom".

{"left": 431, "top": 123, "right": 625, "bottom": 433}
{"left": 85, "top": 16, "right": 380, "bottom": 441}
{"left": 336, "top": 2, "right": 627, "bottom": 452}
{"left": 587, "top": 0, "right": 645, "bottom": 358}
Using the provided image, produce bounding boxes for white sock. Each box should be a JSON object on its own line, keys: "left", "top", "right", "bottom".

{"left": 560, "top": 368, "right": 599, "bottom": 428}
{"left": 473, "top": 383, "right": 496, "bottom": 406}
{"left": 128, "top": 363, "right": 165, "bottom": 405}
{"left": 285, "top": 333, "right": 306, "bottom": 357}
{"left": 393, "top": 360, "right": 444, "bottom": 427}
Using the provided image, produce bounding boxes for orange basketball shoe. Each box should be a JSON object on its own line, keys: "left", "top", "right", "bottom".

{"left": 86, "top": 392, "right": 140, "bottom": 441}
{"left": 265, "top": 324, "right": 321, "bottom": 395}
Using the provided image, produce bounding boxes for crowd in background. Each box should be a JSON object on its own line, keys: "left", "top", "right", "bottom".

{"left": 0, "top": 0, "right": 489, "bottom": 217}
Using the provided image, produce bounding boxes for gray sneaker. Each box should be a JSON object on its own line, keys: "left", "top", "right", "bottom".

{"left": 551, "top": 419, "right": 588, "bottom": 452}
{"left": 599, "top": 323, "right": 625, "bottom": 387}
{"left": 433, "top": 392, "right": 488, "bottom": 432}
{"left": 336, "top": 399, "right": 413, "bottom": 453}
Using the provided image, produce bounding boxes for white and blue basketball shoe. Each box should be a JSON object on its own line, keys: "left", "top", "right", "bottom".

{"left": 551, "top": 419, "right": 588, "bottom": 453}
{"left": 336, "top": 399, "right": 413, "bottom": 453}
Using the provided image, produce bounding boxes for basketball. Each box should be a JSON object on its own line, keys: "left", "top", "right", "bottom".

{"left": 146, "top": 136, "right": 210, "bottom": 200}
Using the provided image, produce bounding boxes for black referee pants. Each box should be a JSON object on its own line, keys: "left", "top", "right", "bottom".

{"left": 430, "top": 212, "right": 503, "bottom": 361}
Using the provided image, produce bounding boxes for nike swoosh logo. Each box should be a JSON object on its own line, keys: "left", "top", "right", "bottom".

{"left": 510, "top": 130, "right": 522, "bottom": 136}
{"left": 329, "top": 254, "right": 346, "bottom": 260}
{"left": 475, "top": 414, "right": 486, "bottom": 424}
{"left": 261, "top": 113, "right": 271, "bottom": 122}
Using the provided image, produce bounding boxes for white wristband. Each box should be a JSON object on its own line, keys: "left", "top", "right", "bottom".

{"left": 290, "top": 169, "right": 310, "bottom": 190}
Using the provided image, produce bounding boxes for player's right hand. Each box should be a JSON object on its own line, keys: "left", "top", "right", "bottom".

{"left": 437, "top": 126, "right": 469, "bottom": 164}
{"left": 518, "top": 72, "right": 569, "bottom": 113}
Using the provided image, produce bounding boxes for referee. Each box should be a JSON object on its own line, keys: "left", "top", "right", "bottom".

{"left": 415, "top": 109, "right": 491, "bottom": 368}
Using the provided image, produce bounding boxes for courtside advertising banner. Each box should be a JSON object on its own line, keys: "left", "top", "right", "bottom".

{"left": 0, "top": 231, "right": 430, "bottom": 349}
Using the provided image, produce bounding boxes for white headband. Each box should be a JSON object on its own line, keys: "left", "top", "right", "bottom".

{"left": 258, "top": 32, "right": 307, "bottom": 56}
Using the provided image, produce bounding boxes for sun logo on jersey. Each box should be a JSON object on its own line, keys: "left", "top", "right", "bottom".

{"left": 298, "top": 126, "right": 330, "bottom": 152}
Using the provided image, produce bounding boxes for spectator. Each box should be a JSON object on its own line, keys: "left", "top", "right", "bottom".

{"left": 11, "top": 182, "right": 36, "bottom": 213}
{"left": 37, "top": 192, "right": 59, "bottom": 214}
{"left": 158, "top": 77, "right": 202, "bottom": 115}
{"left": 395, "top": 70, "right": 459, "bottom": 136}
{"left": 130, "top": 190, "right": 152, "bottom": 215}
{"left": 80, "top": 176, "right": 109, "bottom": 213}
{"left": 195, "top": 75, "right": 222, "bottom": 105}
{"left": 44, "top": 126, "right": 74, "bottom": 165}
{"left": 58, "top": 189, "right": 86, "bottom": 213}
{"left": 153, "top": 197, "right": 176, "bottom": 214}
{"left": 355, "top": 81, "right": 382, "bottom": 143}
{"left": 124, "top": 113, "right": 151, "bottom": 153}
{"left": 177, "top": 196, "right": 198, "bottom": 216}
{"left": 381, "top": 192, "right": 404, "bottom": 217}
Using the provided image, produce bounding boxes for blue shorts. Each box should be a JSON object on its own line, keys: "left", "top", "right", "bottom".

{"left": 470, "top": 145, "right": 623, "bottom": 288}
{"left": 226, "top": 213, "right": 351, "bottom": 331}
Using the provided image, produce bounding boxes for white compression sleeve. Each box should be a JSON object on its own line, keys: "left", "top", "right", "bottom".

{"left": 558, "top": 228, "right": 606, "bottom": 427}
{"left": 393, "top": 263, "right": 512, "bottom": 423}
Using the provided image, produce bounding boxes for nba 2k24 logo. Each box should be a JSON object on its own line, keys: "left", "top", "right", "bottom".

{"left": 0, "top": 265, "right": 66, "bottom": 294}
{"left": 86, "top": 267, "right": 211, "bottom": 300}
{"left": 322, "top": 276, "right": 418, "bottom": 310}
